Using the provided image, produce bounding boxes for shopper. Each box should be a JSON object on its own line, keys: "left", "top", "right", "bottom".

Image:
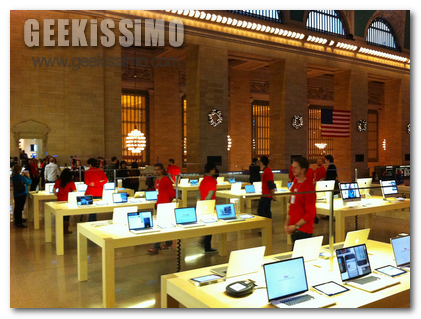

{"left": 196, "top": 163, "right": 218, "bottom": 253}
{"left": 11, "top": 164, "right": 32, "bottom": 228}
{"left": 257, "top": 155, "right": 277, "bottom": 219}
{"left": 314, "top": 157, "right": 326, "bottom": 182}
{"left": 106, "top": 156, "right": 119, "bottom": 183}
{"left": 324, "top": 154, "right": 339, "bottom": 194}
{"left": 117, "top": 160, "right": 129, "bottom": 188}
{"left": 85, "top": 158, "right": 108, "bottom": 221}
{"left": 44, "top": 157, "right": 61, "bottom": 183}
{"left": 53, "top": 168, "right": 77, "bottom": 234}
{"left": 72, "top": 159, "right": 85, "bottom": 182}
{"left": 148, "top": 163, "right": 175, "bottom": 254}
{"left": 284, "top": 157, "right": 316, "bottom": 247}
{"left": 166, "top": 159, "right": 181, "bottom": 184}
{"left": 249, "top": 158, "right": 261, "bottom": 184}
{"left": 29, "top": 158, "right": 40, "bottom": 191}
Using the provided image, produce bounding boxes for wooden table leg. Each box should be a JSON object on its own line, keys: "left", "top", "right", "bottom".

{"left": 218, "top": 233, "right": 228, "bottom": 256}
{"left": 55, "top": 212, "right": 64, "bottom": 255}
{"left": 335, "top": 212, "right": 346, "bottom": 242}
{"left": 77, "top": 226, "right": 88, "bottom": 282}
{"left": 261, "top": 219, "right": 273, "bottom": 255}
{"left": 102, "top": 239, "right": 116, "bottom": 308}
{"left": 44, "top": 204, "right": 52, "bottom": 242}
{"left": 33, "top": 197, "right": 40, "bottom": 229}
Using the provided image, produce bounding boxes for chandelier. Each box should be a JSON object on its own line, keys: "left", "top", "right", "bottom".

{"left": 126, "top": 126, "right": 146, "bottom": 153}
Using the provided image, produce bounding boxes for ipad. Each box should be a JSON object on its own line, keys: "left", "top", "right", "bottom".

{"left": 375, "top": 265, "right": 407, "bottom": 277}
{"left": 312, "top": 281, "right": 349, "bottom": 297}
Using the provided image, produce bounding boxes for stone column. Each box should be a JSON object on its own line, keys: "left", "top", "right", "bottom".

{"left": 186, "top": 45, "right": 229, "bottom": 173}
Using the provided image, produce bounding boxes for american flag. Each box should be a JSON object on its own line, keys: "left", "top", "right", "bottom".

{"left": 321, "top": 109, "right": 351, "bottom": 137}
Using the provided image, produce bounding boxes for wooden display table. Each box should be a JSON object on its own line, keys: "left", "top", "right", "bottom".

{"left": 161, "top": 240, "right": 410, "bottom": 308}
{"left": 174, "top": 182, "right": 234, "bottom": 207}
{"left": 77, "top": 215, "right": 272, "bottom": 308}
{"left": 44, "top": 199, "right": 156, "bottom": 255}
{"left": 316, "top": 196, "right": 410, "bottom": 242}
{"left": 27, "top": 191, "right": 57, "bottom": 229}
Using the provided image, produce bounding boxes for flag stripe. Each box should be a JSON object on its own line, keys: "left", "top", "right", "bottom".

{"left": 321, "top": 109, "right": 350, "bottom": 138}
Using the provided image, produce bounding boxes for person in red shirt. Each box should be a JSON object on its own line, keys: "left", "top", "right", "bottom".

{"left": 314, "top": 157, "right": 326, "bottom": 183}
{"left": 258, "top": 156, "right": 277, "bottom": 218}
{"left": 148, "top": 163, "right": 176, "bottom": 254}
{"left": 284, "top": 157, "right": 316, "bottom": 247}
{"left": 53, "top": 168, "right": 77, "bottom": 234}
{"left": 29, "top": 158, "right": 40, "bottom": 191}
{"left": 84, "top": 158, "right": 108, "bottom": 221}
{"left": 197, "top": 163, "right": 218, "bottom": 253}
{"left": 166, "top": 159, "right": 181, "bottom": 184}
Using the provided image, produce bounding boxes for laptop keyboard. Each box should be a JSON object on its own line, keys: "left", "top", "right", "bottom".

{"left": 353, "top": 276, "right": 380, "bottom": 285}
{"left": 281, "top": 294, "right": 314, "bottom": 306}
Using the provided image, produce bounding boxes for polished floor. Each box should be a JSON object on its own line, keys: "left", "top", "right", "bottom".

{"left": 10, "top": 193, "right": 409, "bottom": 308}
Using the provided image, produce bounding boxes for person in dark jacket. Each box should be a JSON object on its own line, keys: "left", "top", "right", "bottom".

{"left": 249, "top": 158, "right": 261, "bottom": 184}
{"left": 11, "top": 164, "right": 32, "bottom": 228}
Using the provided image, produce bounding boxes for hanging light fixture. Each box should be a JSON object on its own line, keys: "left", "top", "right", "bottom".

{"left": 126, "top": 48, "right": 146, "bottom": 154}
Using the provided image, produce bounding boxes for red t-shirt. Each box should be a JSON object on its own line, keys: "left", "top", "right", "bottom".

{"left": 262, "top": 167, "right": 274, "bottom": 198}
{"left": 155, "top": 176, "right": 176, "bottom": 204}
{"left": 166, "top": 165, "right": 181, "bottom": 183}
{"left": 84, "top": 167, "right": 108, "bottom": 197}
{"left": 199, "top": 175, "right": 217, "bottom": 200}
{"left": 288, "top": 177, "right": 316, "bottom": 234}
{"left": 54, "top": 180, "right": 76, "bottom": 201}
{"left": 314, "top": 166, "right": 326, "bottom": 182}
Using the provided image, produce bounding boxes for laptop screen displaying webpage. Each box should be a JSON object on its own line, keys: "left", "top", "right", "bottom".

{"left": 336, "top": 244, "right": 371, "bottom": 281}
{"left": 391, "top": 236, "right": 410, "bottom": 267}
{"left": 190, "top": 180, "right": 198, "bottom": 186}
{"left": 77, "top": 195, "right": 93, "bottom": 206}
{"left": 76, "top": 183, "right": 88, "bottom": 192}
{"left": 113, "top": 192, "right": 128, "bottom": 203}
{"left": 340, "top": 183, "right": 361, "bottom": 203}
{"left": 216, "top": 204, "right": 236, "bottom": 219}
{"left": 228, "top": 178, "right": 235, "bottom": 183}
{"left": 128, "top": 211, "right": 154, "bottom": 230}
{"left": 174, "top": 207, "right": 197, "bottom": 224}
{"left": 245, "top": 185, "right": 255, "bottom": 193}
{"left": 145, "top": 191, "right": 158, "bottom": 201}
{"left": 104, "top": 182, "right": 115, "bottom": 190}
{"left": 380, "top": 180, "right": 399, "bottom": 197}
{"left": 264, "top": 257, "right": 308, "bottom": 301}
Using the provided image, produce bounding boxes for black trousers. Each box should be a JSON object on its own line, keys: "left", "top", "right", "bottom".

{"left": 291, "top": 231, "right": 312, "bottom": 249}
{"left": 203, "top": 235, "right": 212, "bottom": 250}
{"left": 257, "top": 196, "right": 272, "bottom": 218}
{"left": 14, "top": 194, "right": 27, "bottom": 225}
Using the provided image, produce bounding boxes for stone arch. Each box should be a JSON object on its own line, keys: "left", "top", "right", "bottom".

{"left": 11, "top": 120, "right": 50, "bottom": 158}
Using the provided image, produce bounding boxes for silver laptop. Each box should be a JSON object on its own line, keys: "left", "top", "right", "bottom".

{"left": 76, "top": 195, "right": 94, "bottom": 207}
{"left": 211, "top": 246, "right": 266, "bottom": 278}
{"left": 112, "top": 192, "right": 128, "bottom": 204}
{"left": 215, "top": 203, "right": 244, "bottom": 223}
{"left": 127, "top": 211, "right": 160, "bottom": 234}
{"left": 275, "top": 236, "right": 323, "bottom": 262}
{"left": 336, "top": 243, "right": 399, "bottom": 292}
{"left": 76, "top": 183, "right": 88, "bottom": 192}
{"left": 145, "top": 191, "right": 158, "bottom": 201}
{"left": 156, "top": 202, "right": 177, "bottom": 229}
{"left": 264, "top": 257, "right": 335, "bottom": 308}
{"left": 391, "top": 235, "right": 410, "bottom": 268}
{"left": 196, "top": 199, "right": 216, "bottom": 215}
{"left": 174, "top": 207, "right": 205, "bottom": 228}
{"left": 103, "top": 182, "right": 115, "bottom": 191}
{"left": 324, "top": 228, "right": 370, "bottom": 251}
{"left": 112, "top": 206, "right": 137, "bottom": 224}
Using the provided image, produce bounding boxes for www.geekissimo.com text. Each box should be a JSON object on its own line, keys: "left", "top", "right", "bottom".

{"left": 31, "top": 54, "right": 180, "bottom": 71}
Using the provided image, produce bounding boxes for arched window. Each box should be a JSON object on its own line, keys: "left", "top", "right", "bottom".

{"left": 366, "top": 19, "right": 399, "bottom": 51}
{"left": 228, "top": 10, "right": 282, "bottom": 23}
{"left": 306, "top": 10, "right": 346, "bottom": 37}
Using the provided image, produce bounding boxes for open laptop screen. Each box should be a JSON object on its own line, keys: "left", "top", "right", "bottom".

{"left": 216, "top": 204, "right": 236, "bottom": 219}
{"left": 228, "top": 178, "right": 235, "bottom": 183}
{"left": 245, "top": 185, "right": 255, "bottom": 193}
{"left": 77, "top": 195, "right": 93, "bottom": 206}
{"left": 264, "top": 257, "right": 308, "bottom": 301}
{"left": 145, "top": 191, "right": 158, "bottom": 201}
{"left": 113, "top": 192, "right": 128, "bottom": 203}
{"left": 174, "top": 207, "right": 197, "bottom": 224}
{"left": 380, "top": 180, "right": 399, "bottom": 197}
{"left": 128, "top": 211, "right": 154, "bottom": 230}
{"left": 190, "top": 180, "right": 198, "bottom": 186}
{"left": 336, "top": 244, "right": 371, "bottom": 281}
{"left": 340, "top": 183, "right": 361, "bottom": 202}
{"left": 391, "top": 236, "right": 410, "bottom": 267}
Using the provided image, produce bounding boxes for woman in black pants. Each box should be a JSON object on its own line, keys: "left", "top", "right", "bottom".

{"left": 11, "top": 164, "right": 32, "bottom": 228}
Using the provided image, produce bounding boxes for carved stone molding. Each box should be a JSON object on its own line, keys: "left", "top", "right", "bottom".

{"left": 122, "top": 67, "right": 152, "bottom": 82}
{"left": 307, "top": 86, "right": 334, "bottom": 101}
{"left": 250, "top": 80, "right": 269, "bottom": 94}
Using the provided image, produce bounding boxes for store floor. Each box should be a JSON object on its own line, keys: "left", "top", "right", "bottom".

{"left": 10, "top": 195, "right": 406, "bottom": 308}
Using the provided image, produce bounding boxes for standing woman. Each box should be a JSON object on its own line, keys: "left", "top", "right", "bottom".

{"left": 53, "top": 168, "right": 77, "bottom": 234}
{"left": 11, "top": 164, "right": 32, "bottom": 228}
